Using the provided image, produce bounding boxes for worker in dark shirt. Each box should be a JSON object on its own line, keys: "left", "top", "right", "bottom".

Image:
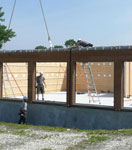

{"left": 36, "top": 72, "right": 46, "bottom": 101}
{"left": 76, "top": 39, "right": 93, "bottom": 47}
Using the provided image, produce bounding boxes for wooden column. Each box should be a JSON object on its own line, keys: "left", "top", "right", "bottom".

{"left": 71, "top": 61, "right": 76, "bottom": 105}
{"left": 28, "top": 62, "right": 36, "bottom": 102}
{"left": 67, "top": 60, "right": 71, "bottom": 106}
{"left": 0, "top": 62, "right": 3, "bottom": 97}
{"left": 67, "top": 49, "right": 76, "bottom": 106}
{"left": 114, "top": 61, "right": 124, "bottom": 110}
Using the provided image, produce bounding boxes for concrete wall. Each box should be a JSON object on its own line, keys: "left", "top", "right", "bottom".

{"left": 0, "top": 101, "right": 21, "bottom": 123}
{"left": 1, "top": 100, "right": 132, "bottom": 130}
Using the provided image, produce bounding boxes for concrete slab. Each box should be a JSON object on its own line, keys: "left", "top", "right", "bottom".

{"left": 33, "top": 92, "right": 132, "bottom": 108}
{"left": 2, "top": 92, "right": 132, "bottom": 108}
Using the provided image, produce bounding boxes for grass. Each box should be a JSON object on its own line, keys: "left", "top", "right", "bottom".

{"left": 41, "top": 148, "right": 52, "bottom": 150}
{"left": 0, "top": 130, "right": 6, "bottom": 134}
{"left": 12, "top": 129, "right": 27, "bottom": 136}
{"left": 1, "top": 122, "right": 132, "bottom": 136}
{"left": 2, "top": 122, "right": 132, "bottom": 150}
{"left": 86, "top": 129, "right": 132, "bottom": 136}
{"left": 66, "top": 144, "right": 87, "bottom": 150}
{"left": 0, "top": 122, "right": 33, "bottom": 129}
{"left": 0, "top": 122, "right": 67, "bottom": 132}
{"left": 66, "top": 135, "right": 108, "bottom": 150}
{"left": 41, "top": 135, "right": 49, "bottom": 139}
{"left": 87, "top": 135, "right": 108, "bottom": 144}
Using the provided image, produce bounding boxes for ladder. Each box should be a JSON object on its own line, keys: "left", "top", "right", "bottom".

{"left": 82, "top": 62, "right": 101, "bottom": 104}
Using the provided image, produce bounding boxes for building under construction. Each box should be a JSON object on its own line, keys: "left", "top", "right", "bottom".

{"left": 1, "top": 46, "right": 132, "bottom": 130}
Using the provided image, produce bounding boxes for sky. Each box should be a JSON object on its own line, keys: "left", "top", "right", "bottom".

{"left": 0, "top": 0, "right": 132, "bottom": 50}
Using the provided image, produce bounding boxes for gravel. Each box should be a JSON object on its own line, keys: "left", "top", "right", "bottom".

{"left": 0, "top": 127, "right": 87, "bottom": 150}
{"left": 1, "top": 125, "right": 132, "bottom": 150}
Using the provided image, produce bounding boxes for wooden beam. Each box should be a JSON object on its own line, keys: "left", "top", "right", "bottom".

{"left": 0, "top": 51, "right": 69, "bottom": 62}
{"left": 28, "top": 62, "right": 36, "bottom": 102}
{"left": 1, "top": 48, "right": 132, "bottom": 62}
{"left": 0, "top": 63, "right": 3, "bottom": 97}
{"left": 114, "top": 61, "right": 124, "bottom": 110}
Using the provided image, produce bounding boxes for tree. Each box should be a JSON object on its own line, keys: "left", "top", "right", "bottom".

{"left": 54, "top": 45, "right": 63, "bottom": 48}
{"left": 35, "top": 45, "right": 47, "bottom": 49}
{"left": 65, "top": 39, "right": 76, "bottom": 48}
{"left": 0, "top": 7, "right": 16, "bottom": 49}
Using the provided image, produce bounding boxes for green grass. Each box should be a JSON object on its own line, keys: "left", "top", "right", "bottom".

{"left": 1, "top": 122, "right": 132, "bottom": 137}
{"left": 0, "top": 129, "right": 6, "bottom": 134}
{"left": 0, "top": 122, "right": 67, "bottom": 132}
{"left": 66, "top": 136, "right": 108, "bottom": 150}
{"left": 41, "top": 148, "right": 52, "bottom": 150}
{"left": 38, "top": 125, "right": 67, "bottom": 132}
{"left": 66, "top": 136, "right": 107, "bottom": 150}
{"left": 86, "top": 129, "right": 132, "bottom": 136}
{"left": 12, "top": 129, "right": 27, "bottom": 136}
{"left": 0, "top": 122, "right": 33, "bottom": 129}
{"left": 66, "top": 144, "right": 86, "bottom": 150}
{"left": 41, "top": 135, "right": 49, "bottom": 139}
{"left": 87, "top": 135, "right": 108, "bottom": 144}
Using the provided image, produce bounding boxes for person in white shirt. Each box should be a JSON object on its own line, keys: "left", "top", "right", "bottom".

{"left": 18, "top": 96, "right": 27, "bottom": 124}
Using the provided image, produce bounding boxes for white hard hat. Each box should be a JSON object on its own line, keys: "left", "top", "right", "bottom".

{"left": 78, "top": 38, "right": 81, "bottom": 41}
{"left": 40, "top": 72, "right": 43, "bottom": 75}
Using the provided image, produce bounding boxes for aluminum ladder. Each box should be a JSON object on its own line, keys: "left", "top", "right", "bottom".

{"left": 82, "top": 62, "right": 101, "bottom": 104}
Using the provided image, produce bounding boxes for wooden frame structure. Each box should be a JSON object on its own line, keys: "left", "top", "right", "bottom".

{"left": 0, "top": 46, "right": 132, "bottom": 110}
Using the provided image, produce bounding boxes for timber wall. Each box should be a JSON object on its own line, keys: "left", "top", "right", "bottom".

{"left": 4, "top": 62, "right": 132, "bottom": 97}
{"left": 3, "top": 62, "right": 114, "bottom": 97}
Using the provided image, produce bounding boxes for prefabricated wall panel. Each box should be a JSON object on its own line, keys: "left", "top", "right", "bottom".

{"left": 76, "top": 62, "right": 114, "bottom": 93}
{"left": 3, "top": 62, "right": 114, "bottom": 97}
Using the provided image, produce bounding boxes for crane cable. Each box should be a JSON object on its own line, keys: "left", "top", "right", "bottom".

{"left": 39, "top": 0, "right": 53, "bottom": 48}
{"left": 5, "top": 0, "right": 52, "bottom": 48}
{"left": 2, "top": 0, "right": 16, "bottom": 51}
{"left": 8, "top": 0, "right": 17, "bottom": 30}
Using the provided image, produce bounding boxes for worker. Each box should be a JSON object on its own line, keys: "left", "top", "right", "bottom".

{"left": 76, "top": 39, "right": 93, "bottom": 47}
{"left": 18, "top": 96, "right": 27, "bottom": 124}
{"left": 36, "top": 72, "right": 46, "bottom": 101}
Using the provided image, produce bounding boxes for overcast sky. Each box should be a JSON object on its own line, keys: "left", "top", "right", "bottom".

{"left": 0, "top": 0, "right": 132, "bottom": 50}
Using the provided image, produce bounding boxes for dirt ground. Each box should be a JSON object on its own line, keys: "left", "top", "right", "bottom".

{"left": 0, "top": 123, "right": 132, "bottom": 150}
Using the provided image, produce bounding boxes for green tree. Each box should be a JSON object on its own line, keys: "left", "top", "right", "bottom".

{"left": 54, "top": 45, "right": 63, "bottom": 48}
{"left": 0, "top": 7, "right": 16, "bottom": 49}
{"left": 65, "top": 39, "right": 76, "bottom": 48}
{"left": 35, "top": 45, "right": 47, "bottom": 49}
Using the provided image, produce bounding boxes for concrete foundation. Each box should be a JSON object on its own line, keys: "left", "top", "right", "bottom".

{"left": 1, "top": 100, "right": 132, "bottom": 130}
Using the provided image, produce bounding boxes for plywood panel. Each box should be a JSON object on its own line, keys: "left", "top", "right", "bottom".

{"left": 2, "top": 62, "right": 115, "bottom": 97}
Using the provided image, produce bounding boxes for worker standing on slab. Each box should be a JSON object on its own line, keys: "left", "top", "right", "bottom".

{"left": 76, "top": 39, "right": 93, "bottom": 47}
{"left": 36, "top": 72, "right": 46, "bottom": 101}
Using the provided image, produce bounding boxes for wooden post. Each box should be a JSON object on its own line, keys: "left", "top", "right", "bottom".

{"left": 67, "top": 49, "right": 76, "bottom": 106}
{"left": 67, "top": 60, "right": 71, "bottom": 106}
{"left": 114, "top": 61, "right": 124, "bottom": 110}
{"left": 71, "top": 61, "right": 76, "bottom": 105}
{"left": 28, "top": 62, "right": 36, "bottom": 102}
{"left": 0, "top": 62, "right": 3, "bottom": 98}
